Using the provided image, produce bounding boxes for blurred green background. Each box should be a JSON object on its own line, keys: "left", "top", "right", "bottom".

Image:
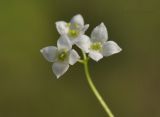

{"left": 0, "top": 0, "right": 160, "bottom": 117}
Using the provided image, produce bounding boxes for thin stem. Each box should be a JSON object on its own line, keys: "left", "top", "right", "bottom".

{"left": 78, "top": 59, "right": 84, "bottom": 64}
{"left": 82, "top": 52, "right": 114, "bottom": 117}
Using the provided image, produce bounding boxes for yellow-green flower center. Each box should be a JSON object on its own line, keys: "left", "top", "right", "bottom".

{"left": 68, "top": 29, "right": 79, "bottom": 38}
{"left": 58, "top": 51, "right": 67, "bottom": 61}
{"left": 67, "top": 22, "right": 80, "bottom": 38}
{"left": 90, "top": 42, "right": 102, "bottom": 51}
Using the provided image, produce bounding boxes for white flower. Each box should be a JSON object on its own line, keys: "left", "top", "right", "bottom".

{"left": 40, "top": 35, "right": 80, "bottom": 78}
{"left": 76, "top": 23, "right": 122, "bottom": 61}
{"left": 55, "top": 14, "right": 89, "bottom": 44}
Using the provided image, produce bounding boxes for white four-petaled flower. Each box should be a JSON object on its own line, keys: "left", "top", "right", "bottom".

{"left": 76, "top": 23, "right": 122, "bottom": 61}
{"left": 55, "top": 14, "right": 89, "bottom": 44}
{"left": 40, "top": 36, "right": 80, "bottom": 78}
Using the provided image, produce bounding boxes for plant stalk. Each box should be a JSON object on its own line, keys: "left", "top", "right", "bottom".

{"left": 82, "top": 52, "right": 114, "bottom": 117}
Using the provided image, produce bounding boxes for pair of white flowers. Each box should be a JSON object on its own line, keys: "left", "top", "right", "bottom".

{"left": 40, "top": 14, "right": 122, "bottom": 78}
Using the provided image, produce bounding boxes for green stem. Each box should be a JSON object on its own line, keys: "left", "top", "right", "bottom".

{"left": 82, "top": 52, "right": 114, "bottom": 117}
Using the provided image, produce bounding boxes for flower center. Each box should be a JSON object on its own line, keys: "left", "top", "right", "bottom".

{"left": 90, "top": 42, "right": 102, "bottom": 51}
{"left": 68, "top": 29, "right": 79, "bottom": 38}
{"left": 67, "top": 22, "right": 80, "bottom": 38}
{"left": 58, "top": 51, "right": 67, "bottom": 61}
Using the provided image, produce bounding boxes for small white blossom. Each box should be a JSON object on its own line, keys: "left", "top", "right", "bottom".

{"left": 40, "top": 35, "right": 80, "bottom": 78}
{"left": 76, "top": 23, "right": 122, "bottom": 61}
{"left": 55, "top": 14, "right": 89, "bottom": 44}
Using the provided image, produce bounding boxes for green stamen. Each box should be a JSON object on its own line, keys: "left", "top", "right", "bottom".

{"left": 91, "top": 42, "right": 102, "bottom": 51}
{"left": 58, "top": 51, "right": 67, "bottom": 61}
{"left": 68, "top": 29, "right": 79, "bottom": 38}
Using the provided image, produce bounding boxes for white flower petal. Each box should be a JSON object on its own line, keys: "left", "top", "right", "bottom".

{"left": 69, "top": 49, "right": 80, "bottom": 65}
{"left": 80, "top": 24, "right": 89, "bottom": 34}
{"left": 57, "top": 35, "right": 72, "bottom": 50}
{"left": 70, "top": 14, "right": 84, "bottom": 26}
{"left": 55, "top": 21, "right": 69, "bottom": 35}
{"left": 75, "top": 35, "right": 91, "bottom": 53}
{"left": 102, "top": 41, "right": 122, "bottom": 57}
{"left": 89, "top": 51, "right": 103, "bottom": 62}
{"left": 91, "top": 22, "right": 108, "bottom": 43}
{"left": 67, "top": 36, "right": 79, "bottom": 45}
{"left": 52, "top": 62, "right": 69, "bottom": 79}
{"left": 40, "top": 46, "right": 58, "bottom": 62}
